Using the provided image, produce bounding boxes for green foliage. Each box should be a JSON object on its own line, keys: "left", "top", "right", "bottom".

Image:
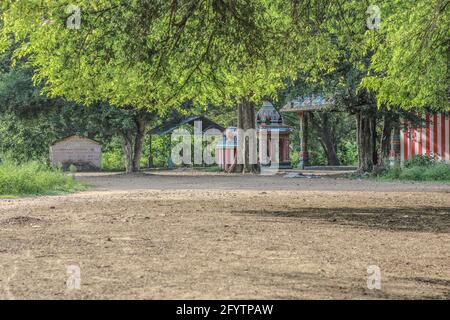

{"left": 101, "top": 136, "right": 124, "bottom": 171}
{"left": 0, "top": 45, "right": 162, "bottom": 169}
{"left": 337, "top": 141, "right": 358, "bottom": 166}
{"left": 423, "top": 163, "right": 450, "bottom": 181}
{"left": 289, "top": 139, "right": 357, "bottom": 167}
{"left": 403, "top": 155, "right": 438, "bottom": 168}
{"left": 279, "top": 0, "right": 449, "bottom": 111}
{"left": 380, "top": 156, "right": 450, "bottom": 182}
{"left": 308, "top": 149, "right": 327, "bottom": 166}
{"left": 101, "top": 134, "right": 177, "bottom": 170}
{"left": 362, "top": 0, "right": 450, "bottom": 110}
{"left": 0, "top": 0, "right": 296, "bottom": 111}
{"left": 148, "top": 135, "right": 172, "bottom": 168}
{"left": 0, "top": 161, "right": 86, "bottom": 197}
{"left": 1, "top": 1, "right": 296, "bottom": 172}
{"left": 101, "top": 152, "right": 124, "bottom": 171}
{"left": 282, "top": 110, "right": 358, "bottom": 166}
{"left": 289, "top": 151, "right": 299, "bottom": 168}
{"left": 0, "top": 113, "right": 55, "bottom": 163}
{"left": 0, "top": 47, "right": 142, "bottom": 165}
{"left": 2, "top": 1, "right": 447, "bottom": 113}
{"left": 68, "top": 164, "right": 77, "bottom": 174}
{"left": 1, "top": 1, "right": 448, "bottom": 175}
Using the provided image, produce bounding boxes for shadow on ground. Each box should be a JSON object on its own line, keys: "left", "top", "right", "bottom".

{"left": 257, "top": 271, "right": 415, "bottom": 299}
{"left": 268, "top": 272, "right": 450, "bottom": 299}
{"left": 233, "top": 207, "right": 450, "bottom": 233}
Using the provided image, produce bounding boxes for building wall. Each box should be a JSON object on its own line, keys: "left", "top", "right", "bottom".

{"left": 400, "top": 113, "right": 450, "bottom": 163}
{"left": 50, "top": 136, "right": 101, "bottom": 169}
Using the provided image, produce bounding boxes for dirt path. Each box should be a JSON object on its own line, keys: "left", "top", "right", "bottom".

{"left": 0, "top": 172, "right": 449, "bottom": 299}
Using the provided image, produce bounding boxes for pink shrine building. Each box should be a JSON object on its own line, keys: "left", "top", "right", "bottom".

{"left": 216, "top": 101, "right": 293, "bottom": 170}
{"left": 216, "top": 126, "right": 238, "bottom": 171}
{"left": 256, "top": 101, "right": 293, "bottom": 169}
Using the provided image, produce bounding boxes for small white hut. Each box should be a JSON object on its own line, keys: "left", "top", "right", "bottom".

{"left": 50, "top": 135, "right": 102, "bottom": 171}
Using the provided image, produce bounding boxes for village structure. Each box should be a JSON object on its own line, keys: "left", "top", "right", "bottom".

{"left": 48, "top": 104, "right": 450, "bottom": 173}
{"left": 400, "top": 112, "right": 450, "bottom": 162}
{"left": 49, "top": 135, "right": 102, "bottom": 171}
{"left": 216, "top": 101, "right": 293, "bottom": 171}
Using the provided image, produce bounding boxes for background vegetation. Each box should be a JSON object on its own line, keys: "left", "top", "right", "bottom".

{"left": 0, "top": 161, "right": 86, "bottom": 197}
{"left": 0, "top": 1, "right": 448, "bottom": 187}
{"left": 379, "top": 156, "right": 450, "bottom": 182}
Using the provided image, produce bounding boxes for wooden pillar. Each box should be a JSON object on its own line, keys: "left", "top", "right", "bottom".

{"left": 298, "top": 111, "right": 309, "bottom": 169}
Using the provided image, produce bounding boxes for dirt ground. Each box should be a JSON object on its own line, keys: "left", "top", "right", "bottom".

{"left": 0, "top": 170, "right": 449, "bottom": 299}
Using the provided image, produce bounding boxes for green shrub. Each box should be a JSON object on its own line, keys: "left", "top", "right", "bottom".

{"left": 422, "top": 163, "right": 450, "bottom": 181}
{"left": 379, "top": 165, "right": 401, "bottom": 179}
{"left": 380, "top": 156, "right": 450, "bottom": 182}
{"left": 101, "top": 150, "right": 124, "bottom": 171}
{"left": 290, "top": 151, "right": 299, "bottom": 168}
{"left": 0, "top": 161, "right": 87, "bottom": 197}
{"left": 149, "top": 134, "right": 177, "bottom": 168}
{"left": 337, "top": 140, "right": 358, "bottom": 166}
{"left": 404, "top": 155, "right": 436, "bottom": 168}
{"left": 398, "top": 166, "right": 426, "bottom": 181}
{"left": 69, "top": 164, "right": 77, "bottom": 174}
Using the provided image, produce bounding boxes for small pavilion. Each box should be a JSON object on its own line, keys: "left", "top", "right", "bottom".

{"left": 280, "top": 95, "right": 335, "bottom": 169}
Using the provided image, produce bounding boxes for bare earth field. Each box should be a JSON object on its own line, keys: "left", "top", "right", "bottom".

{"left": 0, "top": 171, "right": 449, "bottom": 299}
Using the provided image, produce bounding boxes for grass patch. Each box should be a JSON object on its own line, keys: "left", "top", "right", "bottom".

{"left": 378, "top": 156, "right": 450, "bottom": 182}
{"left": 0, "top": 161, "right": 87, "bottom": 197}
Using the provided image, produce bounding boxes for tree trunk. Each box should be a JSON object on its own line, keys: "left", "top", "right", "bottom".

{"left": 119, "top": 112, "right": 148, "bottom": 174}
{"left": 231, "top": 96, "right": 259, "bottom": 173}
{"left": 120, "top": 130, "right": 134, "bottom": 174}
{"left": 379, "top": 112, "right": 393, "bottom": 167}
{"left": 356, "top": 111, "right": 376, "bottom": 173}
{"left": 320, "top": 138, "right": 340, "bottom": 166}
{"left": 311, "top": 113, "right": 340, "bottom": 166}
{"left": 372, "top": 115, "right": 378, "bottom": 165}
{"left": 131, "top": 115, "right": 148, "bottom": 172}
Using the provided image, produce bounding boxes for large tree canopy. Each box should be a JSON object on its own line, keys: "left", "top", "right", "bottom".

{"left": 362, "top": 0, "right": 449, "bottom": 110}
{"left": 2, "top": 1, "right": 447, "bottom": 111}
{"left": 284, "top": 0, "right": 449, "bottom": 110}
{"left": 1, "top": 0, "right": 448, "bottom": 174}
{"left": 273, "top": 0, "right": 449, "bottom": 172}
{"left": 0, "top": 0, "right": 300, "bottom": 173}
{"left": 0, "top": 0, "right": 296, "bottom": 111}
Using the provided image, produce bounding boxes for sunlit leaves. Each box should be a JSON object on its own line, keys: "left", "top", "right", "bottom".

{"left": 362, "top": 0, "right": 449, "bottom": 110}
{"left": 0, "top": 0, "right": 298, "bottom": 113}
